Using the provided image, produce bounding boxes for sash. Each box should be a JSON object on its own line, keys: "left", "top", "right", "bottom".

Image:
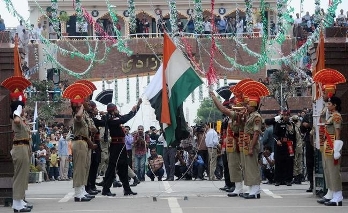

{"left": 243, "top": 134, "right": 250, "bottom": 156}
{"left": 323, "top": 129, "right": 335, "bottom": 156}
{"left": 226, "top": 125, "right": 235, "bottom": 153}
{"left": 238, "top": 131, "right": 244, "bottom": 151}
{"left": 287, "top": 141, "right": 294, "bottom": 157}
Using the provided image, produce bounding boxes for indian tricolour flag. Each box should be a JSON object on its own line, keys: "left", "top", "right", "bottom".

{"left": 144, "top": 33, "right": 203, "bottom": 145}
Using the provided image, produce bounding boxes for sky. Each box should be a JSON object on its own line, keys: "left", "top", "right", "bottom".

{"left": 0, "top": 0, "right": 345, "bottom": 28}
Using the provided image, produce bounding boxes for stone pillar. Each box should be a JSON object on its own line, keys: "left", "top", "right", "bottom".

{"left": 0, "top": 43, "right": 15, "bottom": 206}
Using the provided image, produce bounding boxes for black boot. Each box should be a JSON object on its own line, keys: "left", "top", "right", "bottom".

{"left": 294, "top": 175, "right": 301, "bottom": 184}
{"left": 306, "top": 181, "right": 313, "bottom": 192}
{"left": 130, "top": 176, "right": 140, "bottom": 187}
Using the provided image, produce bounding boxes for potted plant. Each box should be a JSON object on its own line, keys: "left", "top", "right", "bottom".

{"left": 29, "top": 164, "right": 40, "bottom": 183}
{"left": 59, "top": 11, "right": 70, "bottom": 36}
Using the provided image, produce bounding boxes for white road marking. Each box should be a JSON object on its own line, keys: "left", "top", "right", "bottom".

{"left": 58, "top": 192, "right": 74, "bottom": 202}
{"left": 262, "top": 189, "right": 282, "bottom": 198}
{"left": 167, "top": 197, "right": 183, "bottom": 213}
{"left": 163, "top": 181, "right": 173, "bottom": 193}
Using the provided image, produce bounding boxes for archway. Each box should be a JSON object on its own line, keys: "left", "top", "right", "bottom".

{"left": 161, "top": 11, "right": 188, "bottom": 33}
{"left": 135, "top": 11, "right": 156, "bottom": 34}
{"left": 97, "top": 13, "right": 126, "bottom": 37}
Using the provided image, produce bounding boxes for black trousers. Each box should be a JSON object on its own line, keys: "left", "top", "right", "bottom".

{"left": 87, "top": 141, "right": 101, "bottom": 190}
{"left": 274, "top": 146, "right": 294, "bottom": 183}
{"left": 102, "top": 143, "right": 131, "bottom": 193}
{"left": 127, "top": 149, "right": 132, "bottom": 169}
{"left": 222, "top": 152, "right": 234, "bottom": 187}
{"left": 305, "top": 140, "right": 314, "bottom": 186}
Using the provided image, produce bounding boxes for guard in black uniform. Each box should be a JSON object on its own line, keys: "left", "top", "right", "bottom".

{"left": 102, "top": 99, "right": 142, "bottom": 196}
{"left": 273, "top": 111, "right": 297, "bottom": 186}
{"left": 86, "top": 101, "right": 104, "bottom": 194}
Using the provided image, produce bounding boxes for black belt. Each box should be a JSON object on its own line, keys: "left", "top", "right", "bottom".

{"left": 13, "top": 140, "right": 29, "bottom": 146}
{"left": 281, "top": 137, "right": 289, "bottom": 142}
{"left": 74, "top": 136, "right": 88, "bottom": 141}
{"left": 111, "top": 137, "right": 125, "bottom": 144}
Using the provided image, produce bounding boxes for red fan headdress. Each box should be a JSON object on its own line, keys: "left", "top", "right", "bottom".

{"left": 75, "top": 80, "right": 97, "bottom": 91}
{"left": 1, "top": 76, "right": 31, "bottom": 102}
{"left": 62, "top": 83, "right": 93, "bottom": 104}
{"left": 239, "top": 81, "right": 270, "bottom": 107}
{"left": 313, "top": 68, "right": 346, "bottom": 98}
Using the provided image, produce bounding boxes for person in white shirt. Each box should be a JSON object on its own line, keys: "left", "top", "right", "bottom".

{"left": 236, "top": 18, "right": 244, "bottom": 37}
{"left": 203, "top": 17, "right": 212, "bottom": 35}
{"left": 19, "top": 29, "right": 29, "bottom": 55}
{"left": 294, "top": 13, "right": 302, "bottom": 26}
{"left": 337, "top": 9, "right": 346, "bottom": 26}
{"left": 260, "top": 146, "right": 274, "bottom": 184}
{"left": 16, "top": 20, "right": 25, "bottom": 38}
{"left": 35, "top": 23, "right": 43, "bottom": 42}
{"left": 204, "top": 122, "right": 219, "bottom": 180}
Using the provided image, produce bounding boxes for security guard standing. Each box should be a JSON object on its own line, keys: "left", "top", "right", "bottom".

{"left": 273, "top": 111, "right": 296, "bottom": 186}
{"left": 239, "top": 81, "right": 270, "bottom": 199}
{"left": 2, "top": 75, "right": 33, "bottom": 212}
{"left": 313, "top": 68, "right": 346, "bottom": 203}
{"left": 102, "top": 99, "right": 142, "bottom": 197}
{"left": 209, "top": 92, "right": 243, "bottom": 197}
{"left": 86, "top": 101, "right": 104, "bottom": 194}
{"left": 62, "top": 83, "right": 97, "bottom": 202}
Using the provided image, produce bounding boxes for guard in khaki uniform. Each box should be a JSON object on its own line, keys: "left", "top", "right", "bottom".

{"left": 239, "top": 80, "right": 270, "bottom": 199}
{"left": 2, "top": 75, "right": 33, "bottom": 212}
{"left": 75, "top": 80, "right": 99, "bottom": 196}
{"left": 62, "top": 83, "right": 97, "bottom": 202}
{"left": 320, "top": 97, "right": 344, "bottom": 206}
{"left": 210, "top": 91, "right": 244, "bottom": 197}
{"left": 312, "top": 68, "right": 346, "bottom": 204}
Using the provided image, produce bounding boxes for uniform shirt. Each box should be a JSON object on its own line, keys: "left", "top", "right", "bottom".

{"left": 244, "top": 111, "right": 262, "bottom": 135}
{"left": 107, "top": 110, "right": 137, "bottom": 138}
{"left": 205, "top": 128, "right": 219, "bottom": 148}
{"left": 12, "top": 117, "right": 30, "bottom": 141}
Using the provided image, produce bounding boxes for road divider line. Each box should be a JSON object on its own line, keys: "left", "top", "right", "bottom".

{"left": 168, "top": 197, "right": 183, "bottom": 213}
{"left": 163, "top": 181, "right": 173, "bottom": 193}
{"left": 262, "top": 189, "right": 282, "bottom": 198}
{"left": 58, "top": 192, "right": 74, "bottom": 202}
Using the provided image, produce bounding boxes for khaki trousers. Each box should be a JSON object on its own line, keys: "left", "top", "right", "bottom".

{"left": 227, "top": 151, "right": 242, "bottom": 182}
{"left": 323, "top": 155, "right": 342, "bottom": 191}
{"left": 244, "top": 144, "right": 261, "bottom": 186}
{"left": 72, "top": 140, "right": 89, "bottom": 187}
{"left": 12, "top": 145, "right": 30, "bottom": 200}
{"left": 208, "top": 147, "right": 217, "bottom": 180}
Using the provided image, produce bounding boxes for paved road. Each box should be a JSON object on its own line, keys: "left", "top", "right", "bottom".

{"left": 1, "top": 178, "right": 347, "bottom": 213}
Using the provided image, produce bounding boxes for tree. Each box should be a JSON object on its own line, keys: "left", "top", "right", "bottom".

{"left": 25, "top": 80, "right": 68, "bottom": 126}
{"left": 194, "top": 97, "right": 223, "bottom": 124}
{"left": 266, "top": 68, "right": 312, "bottom": 110}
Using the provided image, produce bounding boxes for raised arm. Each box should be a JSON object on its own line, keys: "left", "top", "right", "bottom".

{"left": 209, "top": 91, "right": 232, "bottom": 116}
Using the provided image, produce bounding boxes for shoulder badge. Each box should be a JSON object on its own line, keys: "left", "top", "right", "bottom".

{"left": 332, "top": 113, "right": 342, "bottom": 123}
